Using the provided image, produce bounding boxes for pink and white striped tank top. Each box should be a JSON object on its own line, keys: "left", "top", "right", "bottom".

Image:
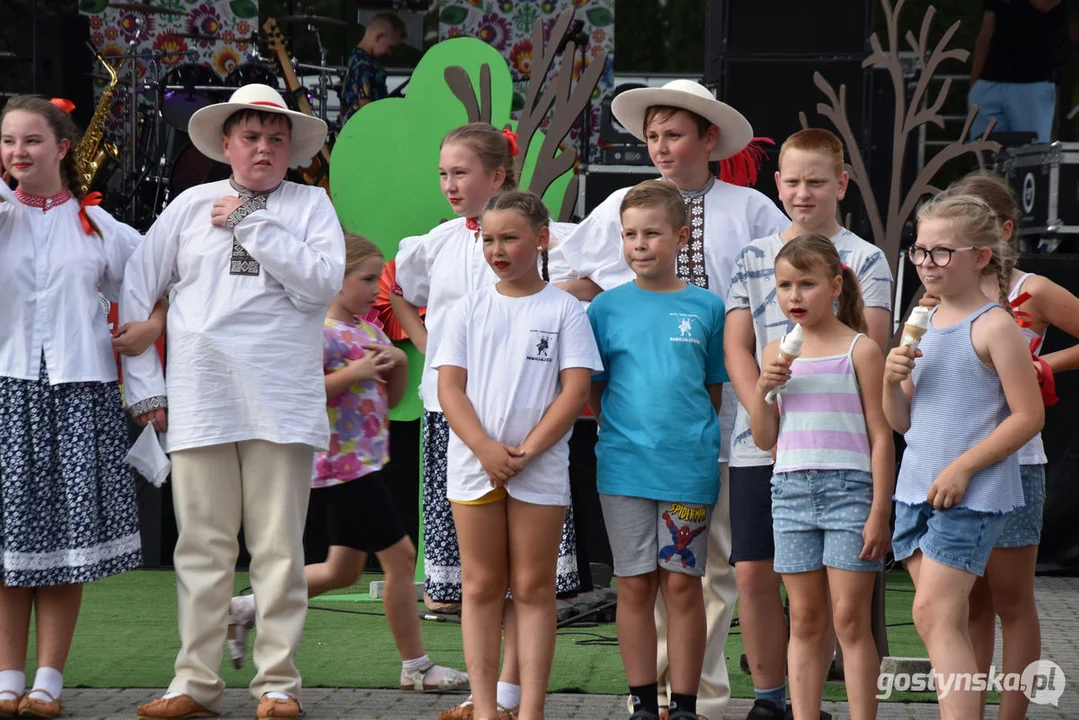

{"left": 774, "top": 334, "right": 872, "bottom": 473}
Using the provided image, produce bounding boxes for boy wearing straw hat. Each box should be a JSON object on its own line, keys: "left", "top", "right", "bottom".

{"left": 560, "top": 80, "right": 787, "bottom": 720}
{"left": 120, "top": 84, "right": 345, "bottom": 720}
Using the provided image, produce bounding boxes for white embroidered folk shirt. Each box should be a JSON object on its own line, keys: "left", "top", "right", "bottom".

{"left": 0, "top": 181, "right": 143, "bottom": 384}
{"left": 119, "top": 179, "right": 345, "bottom": 453}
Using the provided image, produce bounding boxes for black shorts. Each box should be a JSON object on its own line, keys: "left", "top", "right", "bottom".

{"left": 303, "top": 468, "right": 407, "bottom": 564}
{"left": 728, "top": 464, "right": 776, "bottom": 564}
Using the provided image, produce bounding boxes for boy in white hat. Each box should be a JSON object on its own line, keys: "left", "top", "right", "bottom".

{"left": 560, "top": 80, "right": 787, "bottom": 720}
{"left": 120, "top": 84, "right": 345, "bottom": 720}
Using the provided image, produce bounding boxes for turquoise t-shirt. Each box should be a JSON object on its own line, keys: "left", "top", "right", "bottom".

{"left": 587, "top": 282, "right": 729, "bottom": 505}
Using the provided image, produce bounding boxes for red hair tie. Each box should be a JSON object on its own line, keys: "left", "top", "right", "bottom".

{"left": 50, "top": 98, "right": 75, "bottom": 114}
{"left": 78, "top": 191, "right": 102, "bottom": 236}
{"left": 1010, "top": 291, "right": 1034, "bottom": 328}
{"left": 501, "top": 128, "right": 520, "bottom": 157}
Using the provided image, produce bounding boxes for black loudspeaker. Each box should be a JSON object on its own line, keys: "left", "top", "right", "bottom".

{"left": 599, "top": 82, "right": 647, "bottom": 145}
{"left": 579, "top": 165, "right": 659, "bottom": 216}
{"left": 706, "top": 0, "right": 874, "bottom": 87}
{"left": 725, "top": 2, "right": 872, "bottom": 56}
{"left": 9, "top": 14, "right": 93, "bottom": 130}
{"left": 723, "top": 57, "right": 869, "bottom": 147}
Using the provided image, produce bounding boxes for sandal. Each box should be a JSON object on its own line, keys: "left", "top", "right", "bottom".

{"left": 16, "top": 690, "right": 61, "bottom": 719}
{"left": 437, "top": 698, "right": 514, "bottom": 720}
{"left": 400, "top": 660, "right": 469, "bottom": 692}
{"left": 0, "top": 691, "right": 21, "bottom": 719}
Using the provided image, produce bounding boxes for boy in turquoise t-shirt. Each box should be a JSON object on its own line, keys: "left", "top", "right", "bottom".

{"left": 587, "top": 180, "right": 727, "bottom": 720}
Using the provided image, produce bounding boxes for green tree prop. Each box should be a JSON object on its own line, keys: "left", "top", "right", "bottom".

{"left": 331, "top": 7, "right": 606, "bottom": 422}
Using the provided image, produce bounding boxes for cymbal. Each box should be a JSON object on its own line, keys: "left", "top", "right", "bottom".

{"left": 108, "top": 2, "right": 187, "bottom": 16}
{"left": 276, "top": 14, "right": 346, "bottom": 27}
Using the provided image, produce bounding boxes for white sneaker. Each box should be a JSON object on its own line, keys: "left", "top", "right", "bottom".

{"left": 226, "top": 595, "right": 256, "bottom": 669}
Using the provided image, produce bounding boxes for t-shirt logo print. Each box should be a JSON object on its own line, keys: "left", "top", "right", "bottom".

{"left": 527, "top": 330, "right": 556, "bottom": 363}
{"left": 669, "top": 313, "right": 701, "bottom": 345}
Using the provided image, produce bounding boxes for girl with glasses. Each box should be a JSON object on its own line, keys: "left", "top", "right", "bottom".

{"left": 883, "top": 192, "right": 1044, "bottom": 720}
{"left": 918, "top": 172, "right": 1079, "bottom": 720}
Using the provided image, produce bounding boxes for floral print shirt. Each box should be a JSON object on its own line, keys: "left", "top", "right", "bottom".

{"left": 313, "top": 317, "right": 391, "bottom": 487}
{"left": 340, "top": 47, "right": 387, "bottom": 126}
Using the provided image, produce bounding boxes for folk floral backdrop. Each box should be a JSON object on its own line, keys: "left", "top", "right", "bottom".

{"left": 79, "top": 0, "right": 259, "bottom": 137}
{"left": 438, "top": 0, "right": 614, "bottom": 163}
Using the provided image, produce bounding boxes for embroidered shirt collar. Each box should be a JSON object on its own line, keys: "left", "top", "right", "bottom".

{"left": 465, "top": 217, "right": 480, "bottom": 231}
{"left": 14, "top": 187, "right": 71, "bottom": 212}
{"left": 229, "top": 177, "right": 281, "bottom": 199}
{"left": 673, "top": 175, "right": 716, "bottom": 200}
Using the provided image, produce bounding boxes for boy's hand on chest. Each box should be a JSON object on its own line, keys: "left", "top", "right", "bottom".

{"left": 211, "top": 196, "right": 245, "bottom": 227}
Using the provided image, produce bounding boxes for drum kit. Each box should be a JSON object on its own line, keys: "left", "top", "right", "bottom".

{"left": 95, "top": 2, "right": 348, "bottom": 229}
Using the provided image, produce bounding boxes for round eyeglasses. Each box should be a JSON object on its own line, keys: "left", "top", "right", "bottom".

{"left": 907, "top": 245, "right": 979, "bottom": 267}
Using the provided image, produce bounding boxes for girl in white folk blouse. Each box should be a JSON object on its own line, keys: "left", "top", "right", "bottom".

{"left": 0, "top": 95, "right": 146, "bottom": 719}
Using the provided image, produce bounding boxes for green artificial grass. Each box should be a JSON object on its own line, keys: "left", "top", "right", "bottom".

{"left": 26, "top": 569, "right": 946, "bottom": 703}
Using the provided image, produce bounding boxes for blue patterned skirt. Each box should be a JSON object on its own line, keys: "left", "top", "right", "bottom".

{"left": 0, "top": 356, "right": 142, "bottom": 587}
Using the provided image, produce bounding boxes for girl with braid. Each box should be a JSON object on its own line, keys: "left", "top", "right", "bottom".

{"left": 390, "top": 123, "right": 584, "bottom": 718}
{"left": 883, "top": 192, "right": 1044, "bottom": 720}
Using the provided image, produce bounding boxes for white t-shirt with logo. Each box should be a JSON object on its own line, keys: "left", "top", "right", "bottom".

{"left": 432, "top": 283, "right": 603, "bottom": 505}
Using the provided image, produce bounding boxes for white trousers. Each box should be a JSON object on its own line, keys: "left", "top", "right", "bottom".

{"left": 168, "top": 440, "right": 313, "bottom": 709}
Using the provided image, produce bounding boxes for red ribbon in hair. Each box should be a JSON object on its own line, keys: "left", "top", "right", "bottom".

{"left": 1010, "top": 290, "right": 1057, "bottom": 405}
{"left": 78, "top": 191, "right": 102, "bottom": 235}
{"left": 50, "top": 98, "right": 76, "bottom": 114}
{"left": 501, "top": 128, "right": 520, "bottom": 157}
{"left": 719, "top": 137, "right": 774, "bottom": 187}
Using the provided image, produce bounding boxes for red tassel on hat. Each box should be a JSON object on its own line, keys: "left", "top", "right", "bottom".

{"left": 718, "top": 137, "right": 774, "bottom": 188}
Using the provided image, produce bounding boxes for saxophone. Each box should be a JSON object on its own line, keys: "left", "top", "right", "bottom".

{"left": 75, "top": 53, "right": 121, "bottom": 195}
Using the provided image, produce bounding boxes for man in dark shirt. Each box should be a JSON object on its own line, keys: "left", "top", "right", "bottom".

{"left": 340, "top": 11, "right": 405, "bottom": 127}
{"left": 969, "top": 0, "right": 1067, "bottom": 142}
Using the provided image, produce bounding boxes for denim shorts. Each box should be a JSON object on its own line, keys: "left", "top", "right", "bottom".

{"left": 771, "top": 469, "right": 882, "bottom": 574}
{"left": 892, "top": 501, "right": 1011, "bottom": 576}
{"left": 995, "top": 464, "right": 1045, "bottom": 548}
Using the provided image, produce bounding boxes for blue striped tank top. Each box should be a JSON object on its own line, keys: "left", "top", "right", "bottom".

{"left": 895, "top": 302, "right": 1023, "bottom": 513}
{"left": 775, "top": 334, "right": 872, "bottom": 473}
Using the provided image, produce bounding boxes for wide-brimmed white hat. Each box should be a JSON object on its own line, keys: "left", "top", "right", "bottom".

{"left": 612, "top": 79, "right": 753, "bottom": 161}
{"left": 188, "top": 84, "right": 327, "bottom": 168}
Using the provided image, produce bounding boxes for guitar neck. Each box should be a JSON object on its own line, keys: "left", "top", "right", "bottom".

{"left": 264, "top": 19, "right": 333, "bottom": 168}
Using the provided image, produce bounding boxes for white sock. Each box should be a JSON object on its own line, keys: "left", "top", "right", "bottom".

{"left": 29, "top": 667, "right": 62, "bottom": 701}
{"left": 497, "top": 682, "right": 521, "bottom": 709}
{"left": 265, "top": 692, "right": 290, "bottom": 700}
{"left": 163, "top": 692, "right": 183, "bottom": 699}
{"left": 402, "top": 655, "right": 430, "bottom": 673}
{"left": 233, "top": 594, "right": 256, "bottom": 621}
{"left": 0, "top": 670, "right": 24, "bottom": 696}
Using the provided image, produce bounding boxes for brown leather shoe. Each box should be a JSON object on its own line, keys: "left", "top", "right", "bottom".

{"left": 136, "top": 694, "right": 216, "bottom": 720}
{"left": 15, "top": 691, "right": 60, "bottom": 719}
{"left": 437, "top": 701, "right": 515, "bottom": 720}
{"left": 0, "top": 691, "right": 21, "bottom": 719}
{"left": 255, "top": 695, "right": 300, "bottom": 719}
